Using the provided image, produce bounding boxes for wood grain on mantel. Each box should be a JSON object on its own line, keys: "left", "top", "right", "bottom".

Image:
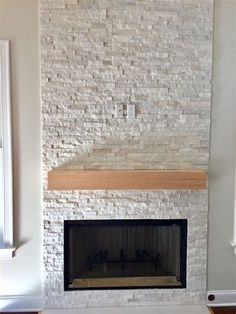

{"left": 48, "top": 169, "right": 207, "bottom": 190}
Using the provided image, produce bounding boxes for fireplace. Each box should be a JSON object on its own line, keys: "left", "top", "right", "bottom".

{"left": 64, "top": 219, "right": 187, "bottom": 290}
{"left": 41, "top": 0, "right": 212, "bottom": 306}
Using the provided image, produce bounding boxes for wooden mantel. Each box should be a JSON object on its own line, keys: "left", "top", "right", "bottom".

{"left": 48, "top": 169, "right": 207, "bottom": 190}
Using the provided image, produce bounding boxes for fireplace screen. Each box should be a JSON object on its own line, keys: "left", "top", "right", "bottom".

{"left": 64, "top": 219, "right": 187, "bottom": 290}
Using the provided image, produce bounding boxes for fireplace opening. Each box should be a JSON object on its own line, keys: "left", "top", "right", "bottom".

{"left": 64, "top": 219, "right": 187, "bottom": 290}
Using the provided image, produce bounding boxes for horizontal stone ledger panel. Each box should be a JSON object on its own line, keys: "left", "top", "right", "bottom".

{"left": 47, "top": 170, "right": 207, "bottom": 190}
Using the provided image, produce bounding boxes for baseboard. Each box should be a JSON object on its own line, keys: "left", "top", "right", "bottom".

{"left": 207, "top": 290, "right": 236, "bottom": 306}
{"left": 0, "top": 295, "right": 43, "bottom": 312}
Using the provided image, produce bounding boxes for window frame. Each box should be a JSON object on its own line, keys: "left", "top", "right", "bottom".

{"left": 0, "top": 40, "right": 15, "bottom": 259}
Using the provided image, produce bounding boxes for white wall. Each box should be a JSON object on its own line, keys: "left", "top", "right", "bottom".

{"left": 0, "top": 0, "right": 235, "bottom": 300}
{"left": 208, "top": 0, "right": 236, "bottom": 290}
{"left": 0, "top": 0, "right": 42, "bottom": 296}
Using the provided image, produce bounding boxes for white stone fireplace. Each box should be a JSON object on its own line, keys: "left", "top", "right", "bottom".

{"left": 41, "top": 0, "right": 212, "bottom": 308}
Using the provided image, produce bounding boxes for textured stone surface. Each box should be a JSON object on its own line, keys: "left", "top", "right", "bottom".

{"left": 43, "top": 190, "right": 208, "bottom": 307}
{"left": 41, "top": 0, "right": 213, "bottom": 308}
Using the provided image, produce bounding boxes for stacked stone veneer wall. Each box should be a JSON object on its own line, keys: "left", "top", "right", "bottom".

{"left": 41, "top": 0, "right": 213, "bottom": 308}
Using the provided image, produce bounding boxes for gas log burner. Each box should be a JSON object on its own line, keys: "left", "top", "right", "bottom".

{"left": 64, "top": 219, "right": 187, "bottom": 290}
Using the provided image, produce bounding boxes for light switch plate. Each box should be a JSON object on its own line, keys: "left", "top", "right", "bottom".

{"left": 115, "top": 104, "right": 124, "bottom": 118}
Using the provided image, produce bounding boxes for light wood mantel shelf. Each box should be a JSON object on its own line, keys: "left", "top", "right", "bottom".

{"left": 48, "top": 169, "right": 207, "bottom": 190}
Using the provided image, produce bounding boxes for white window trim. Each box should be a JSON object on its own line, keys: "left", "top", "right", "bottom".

{"left": 231, "top": 137, "right": 236, "bottom": 254}
{"left": 0, "top": 40, "right": 15, "bottom": 259}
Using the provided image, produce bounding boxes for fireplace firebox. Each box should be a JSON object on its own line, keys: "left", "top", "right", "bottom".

{"left": 64, "top": 219, "right": 187, "bottom": 290}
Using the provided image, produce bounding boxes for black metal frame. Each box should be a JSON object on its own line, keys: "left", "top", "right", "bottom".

{"left": 64, "top": 219, "right": 187, "bottom": 291}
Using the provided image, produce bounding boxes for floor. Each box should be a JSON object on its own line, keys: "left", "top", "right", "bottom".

{"left": 209, "top": 307, "right": 236, "bottom": 314}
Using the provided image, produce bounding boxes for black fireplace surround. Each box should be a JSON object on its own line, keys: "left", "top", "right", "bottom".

{"left": 64, "top": 219, "right": 187, "bottom": 290}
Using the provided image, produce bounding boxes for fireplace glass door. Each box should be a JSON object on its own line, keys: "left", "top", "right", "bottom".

{"left": 64, "top": 219, "right": 187, "bottom": 290}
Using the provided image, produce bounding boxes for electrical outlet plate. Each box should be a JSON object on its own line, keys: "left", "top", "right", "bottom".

{"left": 127, "top": 104, "right": 136, "bottom": 119}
